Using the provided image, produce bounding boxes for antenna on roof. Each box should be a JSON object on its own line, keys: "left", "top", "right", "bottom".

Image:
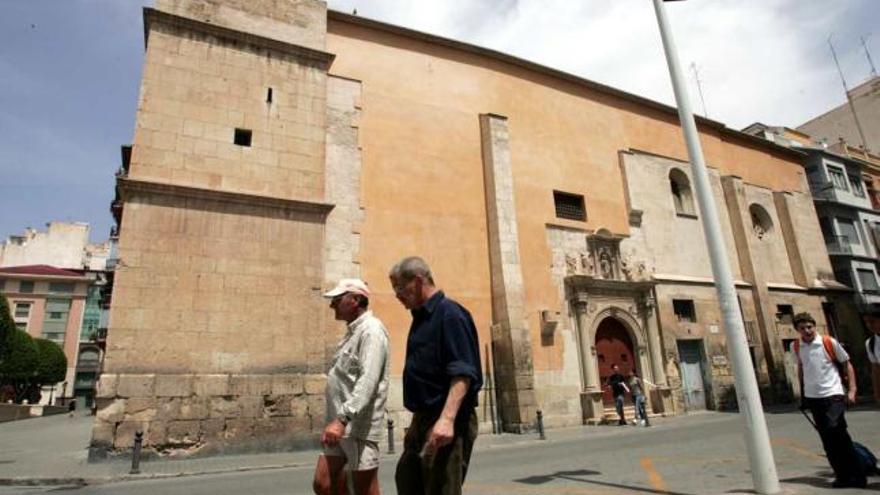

{"left": 828, "top": 34, "right": 870, "bottom": 151}
{"left": 689, "top": 62, "right": 708, "bottom": 118}
{"left": 862, "top": 35, "right": 877, "bottom": 78}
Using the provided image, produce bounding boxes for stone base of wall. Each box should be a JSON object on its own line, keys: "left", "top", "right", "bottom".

{"left": 89, "top": 373, "right": 327, "bottom": 460}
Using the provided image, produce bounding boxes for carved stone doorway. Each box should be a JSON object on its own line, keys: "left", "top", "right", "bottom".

{"left": 595, "top": 317, "right": 635, "bottom": 405}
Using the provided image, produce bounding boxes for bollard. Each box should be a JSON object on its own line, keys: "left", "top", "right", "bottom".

{"left": 386, "top": 419, "right": 395, "bottom": 454}
{"left": 536, "top": 410, "right": 546, "bottom": 440}
{"left": 130, "top": 431, "right": 143, "bottom": 474}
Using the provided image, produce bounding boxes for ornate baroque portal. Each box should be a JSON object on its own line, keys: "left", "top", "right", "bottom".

{"left": 565, "top": 232, "right": 672, "bottom": 424}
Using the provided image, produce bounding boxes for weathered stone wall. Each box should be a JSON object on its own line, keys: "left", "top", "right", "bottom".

{"left": 655, "top": 284, "right": 761, "bottom": 412}
{"left": 156, "top": 0, "right": 327, "bottom": 51}
{"left": 619, "top": 151, "right": 741, "bottom": 281}
{"left": 132, "top": 9, "right": 330, "bottom": 202}
{"left": 94, "top": 187, "right": 330, "bottom": 456}
{"left": 479, "top": 114, "right": 537, "bottom": 432}
{"left": 94, "top": 0, "right": 335, "bottom": 456}
{"left": 91, "top": 373, "right": 325, "bottom": 456}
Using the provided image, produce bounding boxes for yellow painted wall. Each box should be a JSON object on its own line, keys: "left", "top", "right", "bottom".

{"left": 325, "top": 18, "right": 806, "bottom": 374}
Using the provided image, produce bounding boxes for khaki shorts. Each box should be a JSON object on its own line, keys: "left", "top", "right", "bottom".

{"left": 323, "top": 438, "right": 380, "bottom": 472}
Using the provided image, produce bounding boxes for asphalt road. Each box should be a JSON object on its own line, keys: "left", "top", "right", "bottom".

{"left": 2, "top": 408, "right": 878, "bottom": 495}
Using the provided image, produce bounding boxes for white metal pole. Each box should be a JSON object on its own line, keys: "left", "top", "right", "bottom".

{"left": 651, "top": 1, "right": 780, "bottom": 493}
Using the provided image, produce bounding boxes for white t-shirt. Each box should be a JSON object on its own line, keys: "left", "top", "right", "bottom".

{"left": 867, "top": 335, "right": 880, "bottom": 365}
{"left": 798, "top": 336, "right": 849, "bottom": 399}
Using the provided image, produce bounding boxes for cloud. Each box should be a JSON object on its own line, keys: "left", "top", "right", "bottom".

{"left": 327, "top": 0, "right": 879, "bottom": 129}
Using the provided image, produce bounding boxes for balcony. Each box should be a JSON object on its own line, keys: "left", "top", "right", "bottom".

{"left": 825, "top": 235, "right": 854, "bottom": 255}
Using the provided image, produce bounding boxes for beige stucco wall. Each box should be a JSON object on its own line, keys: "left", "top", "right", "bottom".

{"left": 324, "top": 18, "right": 808, "bottom": 381}
{"left": 0, "top": 222, "right": 91, "bottom": 270}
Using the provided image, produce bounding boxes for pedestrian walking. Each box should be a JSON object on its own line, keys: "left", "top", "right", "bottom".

{"left": 861, "top": 303, "right": 880, "bottom": 405}
{"left": 313, "top": 279, "right": 390, "bottom": 495}
{"left": 605, "top": 364, "right": 629, "bottom": 426}
{"left": 793, "top": 312, "right": 866, "bottom": 489}
{"left": 628, "top": 371, "right": 650, "bottom": 427}
{"left": 389, "top": 256, "right": 483, "bottom": 495}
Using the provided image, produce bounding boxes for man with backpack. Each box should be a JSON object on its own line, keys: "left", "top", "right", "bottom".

{"left": 793, "top": 312, "right": 866, "bottom": 489}
{"left": 862, "top": 304, "right": 880, "bottom": 405}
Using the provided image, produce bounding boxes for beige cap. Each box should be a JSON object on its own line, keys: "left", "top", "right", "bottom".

{"left": 323, "top": 278, "right": 370, "bottom": 298}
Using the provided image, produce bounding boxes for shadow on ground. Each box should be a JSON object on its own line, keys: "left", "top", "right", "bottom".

{"left": 514, "top": 468, "right": 694, "bottom": 495}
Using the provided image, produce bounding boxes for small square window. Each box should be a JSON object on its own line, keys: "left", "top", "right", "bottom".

{"left": 14, "top": 303, "right": 31, "bottom": 319}
{"left": 553, "top": 191, "right": 586, "bottom": 221}
{"left": 673, "top": 299, "right": 697, "bottom": 323}
{"left": 19, "top": 281, "right": 34, "bottom": 293}
{"left": 776, "top": 304, "right": 794, "bottom": 324}
{"left": 234, "top": 128, "right": 252, "bottom": 147}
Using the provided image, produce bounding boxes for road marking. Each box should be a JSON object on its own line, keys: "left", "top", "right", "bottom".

{"left": 464, "top": 483, "right": 604, "bottom": 494}
{"left": 639, "top": 457, "right": 667, "bottom": 492}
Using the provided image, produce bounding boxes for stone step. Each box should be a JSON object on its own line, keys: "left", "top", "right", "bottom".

{"left": 600, "top": 406, "right": 660, "bottom": 425}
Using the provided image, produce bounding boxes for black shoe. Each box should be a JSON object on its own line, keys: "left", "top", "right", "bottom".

{"left": 618, "top": 420, "right": 626, "bottom": 426}
{"left": 831, "top": 478, "right": 867, "bottom": 489}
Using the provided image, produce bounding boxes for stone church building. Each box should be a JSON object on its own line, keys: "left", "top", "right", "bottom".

{"left": 92, "top": 0, "right": 860, "bottom": 456}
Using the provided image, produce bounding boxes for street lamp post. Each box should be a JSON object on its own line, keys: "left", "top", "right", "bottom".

{"left": 650, "top": 1, "right": 780, "bottom": 493}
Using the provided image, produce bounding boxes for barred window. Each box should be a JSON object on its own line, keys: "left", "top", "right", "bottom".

{"left": 553, "top": 191, "right": 586, "bottom": 221}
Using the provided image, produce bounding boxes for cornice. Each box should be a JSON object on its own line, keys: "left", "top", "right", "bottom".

{"left": 144, "top": 8, "right": 335, "bottom": 69}
{"left": 118, "top": 178, "right": 335, "bottom": 217}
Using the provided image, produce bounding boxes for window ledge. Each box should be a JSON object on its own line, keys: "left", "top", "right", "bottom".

{"left": 675, "top": 212, "right": 699, "bottom": 220}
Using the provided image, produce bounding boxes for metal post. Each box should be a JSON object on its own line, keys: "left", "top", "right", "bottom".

{"left": 386, "top": 419, "right": 395, "bottom": 454}
{"left": 535, "top": 410, "right": 545, "bottom": 440}
{"left": 130, "top": 431, "right": 143, "bottom": 475}
{"left": 651, "top": 1, "right": 780, "bottom": 493}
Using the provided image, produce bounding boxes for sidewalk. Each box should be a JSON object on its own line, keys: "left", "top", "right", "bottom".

{"left": 0, "top": 410, "right": 559, "bottom": 487}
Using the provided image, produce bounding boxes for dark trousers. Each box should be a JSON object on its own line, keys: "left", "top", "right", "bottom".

{"left": 614, "top": 394, "right": 626, "bottom": 424}
{"left": 804, "top": 396, "right": 865, "bottom": 482}
{"left": 395, "top": 410, "right": 478, "bottom": 495}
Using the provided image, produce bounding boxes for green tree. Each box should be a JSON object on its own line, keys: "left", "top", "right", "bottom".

{"left": 0, "top": 295, "right": 15, "bottom": 361}
{"left": 33, "top": 338, "right": 67, "bottom": 386}
{"left": 0, "top": 329, "right": 39, "bottom": 403}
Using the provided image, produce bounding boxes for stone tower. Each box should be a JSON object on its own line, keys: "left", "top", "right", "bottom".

{"left": 92, "top": 0, "right": 341, "bottom": 456}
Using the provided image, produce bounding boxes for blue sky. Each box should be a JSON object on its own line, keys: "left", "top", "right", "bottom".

{"left": 0, "top": 0, "right": 877, "bottom": 243}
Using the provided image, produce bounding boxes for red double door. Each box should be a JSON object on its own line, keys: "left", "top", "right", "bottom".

{"left": 595, "top": 317, "right": 636, "bottom": 405}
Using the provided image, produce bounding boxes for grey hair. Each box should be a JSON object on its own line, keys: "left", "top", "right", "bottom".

{"left": 389, "top": 256, "right": 435, "bottom": 284}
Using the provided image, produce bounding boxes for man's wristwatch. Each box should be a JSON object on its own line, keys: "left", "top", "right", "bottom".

{"left": 336, "top": 413, "right": 351, "bottom": 426}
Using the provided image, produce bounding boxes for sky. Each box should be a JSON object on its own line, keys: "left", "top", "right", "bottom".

{"left": 0, "top": 0, "right": 877, "bottom": 243}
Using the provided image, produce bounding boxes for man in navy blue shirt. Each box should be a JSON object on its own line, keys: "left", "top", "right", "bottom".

{"left": 389, "top": 256, "right": 482, "bottom": 495}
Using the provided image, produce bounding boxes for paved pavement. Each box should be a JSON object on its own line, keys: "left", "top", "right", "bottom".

{"left": 0, "top": 406, "right": 877, "bottom": 494}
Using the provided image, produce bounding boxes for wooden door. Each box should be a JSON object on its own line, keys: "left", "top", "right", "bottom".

{"left": 595, "top": 318, "right": 635, "bottom": 405}
{"left": 677, "top": 340, "right": 707, "bottom": 411}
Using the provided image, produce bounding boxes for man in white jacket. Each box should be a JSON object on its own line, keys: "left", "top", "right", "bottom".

{"left": 313, "top": 279, "right": 390, "bottom": 495}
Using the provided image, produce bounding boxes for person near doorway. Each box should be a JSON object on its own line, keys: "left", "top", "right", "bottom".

{"left": 605, "top": 364, "right": 629, "bottom": 426}
{"left": 628, "top": 371, "right": 650, "bottom": 427}
{"left": 389, "top": 256, "right": 483, "bottom": 495}
{"left": 313, "top": 278, "right": 390, "bottom": 495}
{"left": 793, "top": 312, "right": 866, "bottom": 489}
{"left": 862, "top": 303, "right": 880, "bottom": 405}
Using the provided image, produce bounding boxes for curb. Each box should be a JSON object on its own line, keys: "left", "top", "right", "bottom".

{"left": 0, "top": 461, "right": 311, "bottom": 487}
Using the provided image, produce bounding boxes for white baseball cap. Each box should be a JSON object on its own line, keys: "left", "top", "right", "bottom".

{"left": 323, "top": 278, "right": 370, "bottom": 298}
